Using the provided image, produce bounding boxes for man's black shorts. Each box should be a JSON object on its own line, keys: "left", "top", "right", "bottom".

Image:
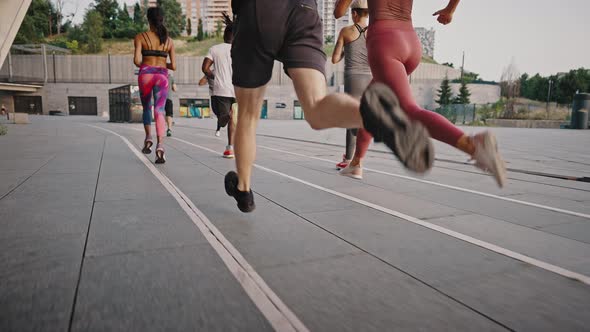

{"left": 231, "top": 0, "right": 326, "bottom": 88}
{"left": 165, "top": 99, "right": 173, "bottom": 117}
{"left": 211, "top": 95, "right": 235, "bottom": 127}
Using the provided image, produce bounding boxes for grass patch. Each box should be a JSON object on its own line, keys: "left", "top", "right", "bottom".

{"left": 176, "top": 37, "right": 224, "bottom": 56}
{"left": 0, "top": 124, "right": 7, "bottom": 136}
{"left": 96, "top": 36, "right": 224, "bottom": 56}
{"left": 421, "top": 56, "right": 438, "bottom": 64}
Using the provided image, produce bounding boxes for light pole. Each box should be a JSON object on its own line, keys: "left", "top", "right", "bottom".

{"left": 546, "top": 79, "right": 553, "bottom": 110}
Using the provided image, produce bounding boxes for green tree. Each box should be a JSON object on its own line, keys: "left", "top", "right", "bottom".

{"left": 114, "top": 4, "right": 136, "bottom": 38}
{"left": 14, "top": 0, "right": 58, "bottom": 43}
{"left": 68, "top": 25, "right": 87, "bottom": 43}
{"left": 61, "top": 19, "right": 73, "bottom": 34}
{"left": 455, "top": 80, "right": 471, "bottom": 104}
{"left": 197, "top": 18, "right": 204, "bottom": 41}
{"left": 518, "top": 68, "right": 589, "bottom": 104}
{"left": 66, "top": 40, "right": 79, "bottom": 53}
{"left": 186, "top": 18, "right": 192, "bottom": 36}
{"left": 94, "top": 0, "right": 119, "bottom": 38}
{"left": 157, "top": 0, "right": 185, "bottom": 37}
{"left": 84, "top": 10, "right": 104, "bottom": 53}
{"left": 554, "top": 68, "right": 590, "bottom": 104}
{"left": 133, "top": 2, "right": 146, "bottom": 28}
{"left": 436, "top": 76, "right": 454, "bottom": 106}
{"left": 216, "top": 19, "right": 222, "bottom": 38}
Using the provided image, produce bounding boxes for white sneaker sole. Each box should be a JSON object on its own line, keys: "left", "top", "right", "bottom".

{"left": 339, "top": 168, "right": 363, "bottom": 180}
{"left": 474, "top": 133, "right": 506, "bottom": 187}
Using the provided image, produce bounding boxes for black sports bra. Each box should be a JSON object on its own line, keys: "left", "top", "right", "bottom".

{"left": 141, "top": 49, "right": 168, "bottom": 57}
{"left": 140, "top": 32, "right": 169, "bottom": 58}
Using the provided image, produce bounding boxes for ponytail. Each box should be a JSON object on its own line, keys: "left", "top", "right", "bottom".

{"left": 147, "top": 7, "right": 168, "bottom": 45}
{"left": 155, "top": 24, "right": 168, "bottom": 45}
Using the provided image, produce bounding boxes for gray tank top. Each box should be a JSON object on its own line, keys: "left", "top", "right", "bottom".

{"left": 344, "top": 24, "right": 371, "bottom": 75}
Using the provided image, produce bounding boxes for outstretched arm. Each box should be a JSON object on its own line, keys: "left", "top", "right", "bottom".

{"left": 202, "top": 57, "right": 214, "bottom": 79}
{"left": 133, "top": 35, "right": 142, "bottom": 68}
{"left": 331, "top": 29, "right": 346, "bottom": 64}
{"left": 334, "top": 0, "right": 353, "bottom": 19}
{"left": 433, "top": 0, "right": 461, "bottom": 25}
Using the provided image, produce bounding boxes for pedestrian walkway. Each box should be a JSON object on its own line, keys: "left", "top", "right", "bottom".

{"left": 1, "top": 116, "right": 590, "bottom": 331}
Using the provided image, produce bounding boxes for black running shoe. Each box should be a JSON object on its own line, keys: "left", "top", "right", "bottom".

{"left": 360, "top": 83, "right": 434, "bottom": 173}
{"left": 224, "top": 171, "right": 256, "bottom": 213}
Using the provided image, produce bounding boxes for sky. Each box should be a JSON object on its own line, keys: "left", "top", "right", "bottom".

{"left": 64, "top": 0, "right": 590, "bottom": 81}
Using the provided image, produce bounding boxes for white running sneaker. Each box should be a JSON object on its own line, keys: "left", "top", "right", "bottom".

{"left": 339, "top": 164, "right": 363, "bottom": 180}
{"left": 471, "top": 131, "right": 507, "bottom": 187}
{"left": 215, "top": 130, "right": 221, "bottom": 137}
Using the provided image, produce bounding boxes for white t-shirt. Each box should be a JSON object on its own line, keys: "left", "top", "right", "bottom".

{"left": 205, "top": 43, "right": 234, "bottom": 98}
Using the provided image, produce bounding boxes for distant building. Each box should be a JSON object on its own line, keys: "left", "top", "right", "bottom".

{"left": 177, "top": 0, "right": 202, "bottom": 36}
{"left": 318, "top": 0, "right": 351, "bottom": 42}
{"left": 415, "top": 27, "right": 435, "bottom": 58}
{"left": 200, "top": 0, "right": 232, "bottom": 34}
{"left": 176, "top": 0, "right": 231, "bottom": 35}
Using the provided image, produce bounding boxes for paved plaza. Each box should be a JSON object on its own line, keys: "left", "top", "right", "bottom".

{"left": 1, "top": 116, "right": 590, "bottom": 331}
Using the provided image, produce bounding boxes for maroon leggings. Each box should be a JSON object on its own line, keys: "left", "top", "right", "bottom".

{"left": 354, "top": 20, "right": 464, "bottom": 160}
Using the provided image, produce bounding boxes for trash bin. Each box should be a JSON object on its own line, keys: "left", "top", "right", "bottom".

{"left": 575, "top": 109, "right": 589, "bottom": 129}
{"left": 570, "top": 93, "right": 590, "bottom": 129}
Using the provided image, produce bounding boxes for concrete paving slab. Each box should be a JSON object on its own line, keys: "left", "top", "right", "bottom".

{"left": 504, "top": 192, "right": 590, "bottom": 214}
{"left": 427, "top": 213, "right": 590, "bottom": 275}
{"left": 438, "top": 265, "right": 590, "bottom": 331}
{"left": 540, "top": 221, "right": 590, "bottom": 244}
{"left": 301, "top": 207, "right": 590, "bottom": 330}
{"left": 71, "top": 245, "right": 274, "bottom": 332}
{"left": 253, "top": 179, "right": 360, "bottom": 213}
{"left": 302, "top": 207, "right": 519, "bottom": 286}
{"left": 38, "top": 154, "right": 102, "bottom": 175}
{"left": 258, "top": 253, "right": 505, "bottom": 332}
{"left": 0, "top": 169, "right": 34, "bottom": 197}
{"left": 86, "top": 197, "right": 208, "bottom": 257}
{"left": 94, "top": 173, "right": 171, "bottom": 202}
{"left": 327, "top": 184, "right": 470, "bottom": 220}
{"left": 0, "top": 233, "right": 83, "bottom": 332}
{"left": 9, "top": 172, "right": 98, "bottom": 204}
{"left": 0, "top": 195, "right": 93, "bottom": 238}
{"left": 4, "top": 118, "right": 590, "bottom": 331}
{"left": 408, "top": 187, "right": 587, "bottom": 228}
{"left": 0, "top": 157, "right": 53, "bottom": 171}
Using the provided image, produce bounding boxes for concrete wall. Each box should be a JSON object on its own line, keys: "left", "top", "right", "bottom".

{"left": 411, "top": 81, "right": 501, "bottom": 109}
{"left": 1, "top": 53, "right": 499, "bottom": 119}
{"left": 6, "top": 80, "right": 500, "bottom": 119}
{"left": 1, "top": 54, "right": 462, "bottom": 85}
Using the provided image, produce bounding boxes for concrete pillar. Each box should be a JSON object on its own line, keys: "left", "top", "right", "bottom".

{"left": 0, "top": 0, "right": 33, "bottom": 67}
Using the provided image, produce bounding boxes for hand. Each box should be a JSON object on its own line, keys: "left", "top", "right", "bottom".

{"left": 172, "top": 83, "right": 178, "bottom": 92}
{"left": 433, "top": 7, "right": 454, "bottom": 25}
